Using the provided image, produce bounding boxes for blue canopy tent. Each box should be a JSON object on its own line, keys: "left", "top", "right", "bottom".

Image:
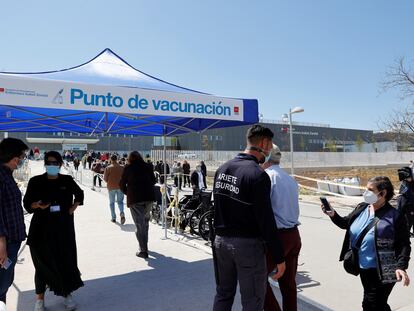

{"left": 0, "top": 48, "right": 258, "bottom": 136}
{"left": 0, "top": 48, "right": 259, "bottom": 237}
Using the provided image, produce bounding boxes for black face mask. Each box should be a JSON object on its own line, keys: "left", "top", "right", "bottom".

{"left": 247, "top": 146, "right": 267, "bottom": 164}
{"left": 398, "top": 169, "right": 411, "bottom": 181}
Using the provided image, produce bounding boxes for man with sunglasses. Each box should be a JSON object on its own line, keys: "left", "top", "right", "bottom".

{"left": 0, "top": 138, "right": 29, "bottom": 311}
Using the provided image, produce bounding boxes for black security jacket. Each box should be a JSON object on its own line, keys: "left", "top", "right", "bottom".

{"left": 213, "top": 153, "right": 284, "bottom": 264}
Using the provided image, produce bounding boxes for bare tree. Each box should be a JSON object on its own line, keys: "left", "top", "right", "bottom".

{"left": 382, "top": 57, "right": 414, "bottom": 100}
{"left": 380, "top": 58, "right": 414, "bottom": 143}
{"left": 377, "top": 107, "right": 414, "bottom": 143}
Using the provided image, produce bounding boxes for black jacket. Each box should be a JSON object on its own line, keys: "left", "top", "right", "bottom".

{"left": 397, "top": 181, "right": 414, "bottom": 216}
{"left": 120, "top": 161, "right": 156, "bottom": 205}
{"left": 157, "top": 162, "right": 170, "bottom": 175}
{"left": 213, "top": 153, "right": 284, "bottom": 264}
{"left": 191, "top": 171, "right": 206, "bottom": 189}
{"left": 182, "top": 163, "right": 191, "bottom": 175}
{"left": 200, "top": 162, "right": 207, "bottom": 177}
{"left": 331, "top": 202, "right": 411, "bottom": 283}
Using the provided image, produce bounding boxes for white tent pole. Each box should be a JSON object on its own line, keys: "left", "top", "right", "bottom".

{"left": 163, "top": 125, "right": 168, "bottom": 239}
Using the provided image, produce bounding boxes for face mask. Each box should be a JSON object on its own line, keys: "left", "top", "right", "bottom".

{"left": 264, "top": 152, "right": 272, "bottom": 163}
{"left": 363, "top": 190, "right": 379, "bottom": 205}
{"left": 16, "top": 158, "right": 26, "bottom": 169}
{"left": 45, "top": 165, "right": 60, "bottom": 176}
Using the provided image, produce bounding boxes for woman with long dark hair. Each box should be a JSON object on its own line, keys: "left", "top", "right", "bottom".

{"left": 24, "top": 151, "right": 84, "bottom": 311}
{"left": 120, "top": 151, "right": 155, "bottom": 259}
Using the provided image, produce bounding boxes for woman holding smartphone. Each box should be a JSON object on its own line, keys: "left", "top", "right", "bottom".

{"left": 322, "top": 176, "right": 411, "bottom": 311}
{"left": 24, "top": 151, "right": 84, "bottom": 311}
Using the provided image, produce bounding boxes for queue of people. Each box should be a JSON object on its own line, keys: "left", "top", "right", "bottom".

{"left": 1, "top": 128, "right": 413, "bottom": 311}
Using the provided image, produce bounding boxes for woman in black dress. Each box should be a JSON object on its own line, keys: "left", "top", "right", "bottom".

{"left": 24, "top": 151, "right": 84, "bottom": 311}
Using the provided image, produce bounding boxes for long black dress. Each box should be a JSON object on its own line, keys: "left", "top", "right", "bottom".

{"left": 23, "top": 173, "right": 84, "bottom": 296}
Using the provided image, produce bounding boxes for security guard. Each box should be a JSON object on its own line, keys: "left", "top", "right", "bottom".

{"left": 397, "top": 167, "right": 414, "bottom": 237}
{"left": 212, "top": 125, "right": 285, "bottom": 311}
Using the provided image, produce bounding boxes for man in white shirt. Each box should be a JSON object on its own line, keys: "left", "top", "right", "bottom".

{"left": 262, "top": 144, "right": 302, "bottom": 311}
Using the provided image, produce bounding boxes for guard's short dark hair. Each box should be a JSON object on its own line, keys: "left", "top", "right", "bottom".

{"left": 246, "top": 124, "right": 274, "bottom": 144}
{"left": 111, "top": 154, "right": 118, "bottom": 161}
{"left": 368, "top": 176, "right": 394, "bottom": 202}
{"left": 0, "top": 138, "right": 28, "bottom": 163}
{"left": 44, "top": 151, "right": 64, "bottom": 165}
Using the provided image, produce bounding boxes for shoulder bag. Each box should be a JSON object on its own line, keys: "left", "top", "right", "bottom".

{"left": 343, "top": 217, "right": 379, "bottom": 276}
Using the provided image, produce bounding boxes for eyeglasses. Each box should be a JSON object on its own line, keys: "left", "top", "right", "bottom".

{"left": 45, "top": 161, "right": 60, "bottom": 166}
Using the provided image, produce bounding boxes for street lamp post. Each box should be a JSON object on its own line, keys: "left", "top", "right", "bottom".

{"left": 282, "top": 107, "right": 304, "bottom": 176}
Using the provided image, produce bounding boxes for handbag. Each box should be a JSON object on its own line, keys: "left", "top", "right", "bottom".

{"left": 343, "top": 217, "right": 379, "bottom": 276}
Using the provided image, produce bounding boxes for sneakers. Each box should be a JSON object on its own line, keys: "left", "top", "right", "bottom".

{"left": 64, "top": 294, "right": 77, "bottom": 311}
{"left": 0, "top": 301, "right": 6, "bottom": 311}
{"left": 33, "top": 300, "right": 44, "bottom": 311}
{"left": 136, "top": 251, "right": 149, "bottom": 259}
{"left": 120, "top": 213, "right": 126, "bottom": 225}
{"left": 110, "top": 219, "right": 116, "bottom": 223}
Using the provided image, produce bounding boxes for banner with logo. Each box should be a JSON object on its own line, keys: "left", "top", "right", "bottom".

{"left": 62, "top": 143, "right": 88, "bottom": 151}
{"left": 0, "top": 74, "right": 244, "bottom": 121}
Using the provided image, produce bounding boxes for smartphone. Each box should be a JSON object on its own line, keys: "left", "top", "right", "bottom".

{"left": 320, "top": 197, "right": 332, "bottom": 211}
{"left": 2, "top": 258, "right": 12, "bottom": 270}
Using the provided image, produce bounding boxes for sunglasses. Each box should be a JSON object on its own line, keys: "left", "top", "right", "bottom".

{"left": 45, "top": 161, "right": 60, "bottom": 166}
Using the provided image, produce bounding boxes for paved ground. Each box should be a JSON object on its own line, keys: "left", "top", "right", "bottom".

{"left": 5, "top": 161, "right": 414, "bottom": 310}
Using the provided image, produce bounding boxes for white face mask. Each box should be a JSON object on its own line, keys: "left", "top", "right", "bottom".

{"left": 363, "top": 190, "right": 379, "bottom": 205}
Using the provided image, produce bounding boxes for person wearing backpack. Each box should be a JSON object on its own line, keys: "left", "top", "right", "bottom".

{"left": 322, "top": 176, "right": 411, "bottom": 311}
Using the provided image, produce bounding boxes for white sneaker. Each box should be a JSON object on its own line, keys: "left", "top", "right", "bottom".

{"left": 64, "top": 294, "right": 77, "bottom": 311}
{"left": 33, "top": 300, "right": 44, "bottom": 311}
{"left": 0, "top": 301, "right": 6, "bottom": 311}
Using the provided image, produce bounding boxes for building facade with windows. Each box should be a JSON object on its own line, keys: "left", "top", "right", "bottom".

{"left": 1, "top": 120, "right": 373, "bottom": 153}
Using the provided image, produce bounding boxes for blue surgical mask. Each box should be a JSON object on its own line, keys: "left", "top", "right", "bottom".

{"left": 45, "top": 165, "right": 60, "bottom": 176}
{"left": 16, "top": 158, "right": 26, "bottom": 169}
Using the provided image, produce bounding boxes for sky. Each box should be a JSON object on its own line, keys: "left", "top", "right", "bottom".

{"left": 0, "top": 0, "right": 413, "bottom": 131}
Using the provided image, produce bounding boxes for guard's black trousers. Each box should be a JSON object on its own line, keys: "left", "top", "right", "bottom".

{"left": 213, "top": 236, "right": 267, "bottom": 311}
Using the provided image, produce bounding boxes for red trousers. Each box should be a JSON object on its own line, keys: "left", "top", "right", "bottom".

{"left": 264, "top": 227, "right": 302, "bottom": 311}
